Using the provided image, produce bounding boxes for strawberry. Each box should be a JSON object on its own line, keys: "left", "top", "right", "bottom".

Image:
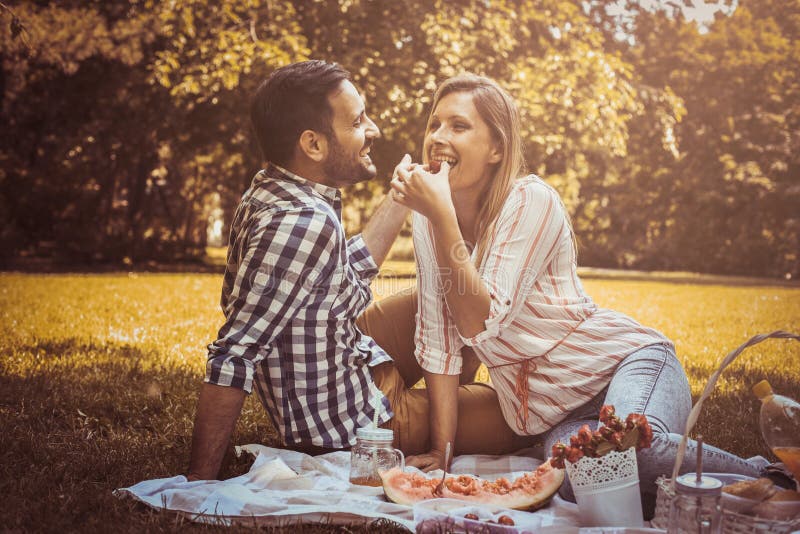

{"left": 566, "top": 446, "right": 584, "bottom": 463}
{"left": 625, "top": 413, "right": 647, "bottom": 430}
{"left": 498, "top": 515, "right": 515, "bottom": 526}
{"left": 599, "top": 426, "right": 615, "bottom": 440}
{"left": 638, "top": 420, "right": 653, "bottom": 450}
{"left": 577, "top": 424, "right": 593, "bottom": 446}
{"left": 599, "top": 405, "right": 616, "bottom": 424}
{"left": 549, "top": 442, "right": 567, "bottom": 469}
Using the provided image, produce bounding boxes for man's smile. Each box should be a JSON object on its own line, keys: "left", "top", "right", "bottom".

{"left": 360, "top": 141, "right": 373, "bottom": 162}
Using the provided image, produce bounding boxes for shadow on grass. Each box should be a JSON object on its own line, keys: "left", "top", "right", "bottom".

{"left": 577, "top": 267, "right": 800, "bottom": 289}
{"left": 0, "top": 338, "right": 336, "bottom": 532}
{"left": 7, "top": 337, "right": 793, "bottom": 532}
{"left": 682, "top": 362, "right": 800, "bottom": 459}
{"left": 0, "top": 256, "right": 225, "bottom": 274}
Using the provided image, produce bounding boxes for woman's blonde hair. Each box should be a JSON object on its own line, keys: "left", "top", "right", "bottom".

{"left": 426, "top": 74, "right": 526, "bottom": 267}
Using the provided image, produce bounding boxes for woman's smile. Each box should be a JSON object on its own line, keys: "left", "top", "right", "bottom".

{"left": 423, "top": 91, "right": 500, "bottom": 193}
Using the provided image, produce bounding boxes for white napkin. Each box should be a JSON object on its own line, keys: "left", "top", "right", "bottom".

{"left": 114, "top": 444, "right": 588, "bottom": 531}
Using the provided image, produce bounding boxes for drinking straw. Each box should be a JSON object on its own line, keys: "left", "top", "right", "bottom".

{"left": 696, "top": 436, "right": 703, "bottom": 483}
{"left": 371, "top": 398, "right": 382, "bottom": 473}
{"left": 373, "top": 397, "right": 382, "bottom": 429}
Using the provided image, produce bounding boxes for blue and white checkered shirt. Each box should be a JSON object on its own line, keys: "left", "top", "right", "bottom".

{"left": 205, "top": 163, "right": 393, "bottom": 448}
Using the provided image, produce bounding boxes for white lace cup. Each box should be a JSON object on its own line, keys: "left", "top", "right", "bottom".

{"left": 566, "top": 447, "right": 639, "bottom": 493}
{"left": 565, "top": 447, "right": 643, "bottom": 527}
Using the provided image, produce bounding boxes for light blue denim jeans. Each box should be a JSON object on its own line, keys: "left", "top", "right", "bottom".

{"left": 541, "top": 343, "right": 762, "bottom": 514}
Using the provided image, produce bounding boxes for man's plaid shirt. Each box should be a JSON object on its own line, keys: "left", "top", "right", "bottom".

{"left": 205, "top": 163, "right": 393, "bottom": 448}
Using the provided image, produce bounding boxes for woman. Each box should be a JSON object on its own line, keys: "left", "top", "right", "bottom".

{"left": 389, "top": 74, "right": 767, "bottom": 507}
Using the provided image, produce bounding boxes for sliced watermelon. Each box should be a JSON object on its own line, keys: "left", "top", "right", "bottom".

{"left": 380, "top": 461, "right": 564, "bottom": 511}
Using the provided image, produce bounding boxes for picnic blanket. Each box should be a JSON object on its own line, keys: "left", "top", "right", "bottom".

{"left": 113, "top": 444, "right": 619, "bottom": 532}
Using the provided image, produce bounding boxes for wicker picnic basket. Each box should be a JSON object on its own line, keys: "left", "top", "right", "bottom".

{"left": 650, "top": 331, "right": 800, "bottom": 533}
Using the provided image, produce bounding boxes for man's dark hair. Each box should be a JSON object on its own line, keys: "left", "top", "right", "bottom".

{"left": 250, "top": 60, "right": 351, "bottom": 166}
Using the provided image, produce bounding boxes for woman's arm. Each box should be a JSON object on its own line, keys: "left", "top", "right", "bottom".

{"left": 406, "top": 371, "right": 459, "bottom": 472}
{"left": 397, "top": 173, "right": 568, "bottom": 347}
{"left": 427, "top": 206, "right": 492, "bottom": 338}
{"left": 392, "top": 162, "right": 491, "bottom": 338}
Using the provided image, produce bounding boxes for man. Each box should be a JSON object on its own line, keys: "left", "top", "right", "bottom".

{"left": 188, "top": 61, "right": 528, "bottom": 480}
{"left": 187, "top": 60, "right": 403, "bottom": 480}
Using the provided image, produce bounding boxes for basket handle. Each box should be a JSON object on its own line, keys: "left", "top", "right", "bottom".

{"left": 670, "top": 330, "right": 800, "bottom": 486}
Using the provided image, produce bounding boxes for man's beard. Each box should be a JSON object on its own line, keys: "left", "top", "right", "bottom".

{"left": 323, "top": 136, "right": 376, "bottom": 186}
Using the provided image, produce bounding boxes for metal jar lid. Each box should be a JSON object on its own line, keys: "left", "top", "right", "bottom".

{"left": 675, "top": 473, "right": 723, "bottom": 496}
{"left": 356, "top": 427, "right": 394, "bottom": 442}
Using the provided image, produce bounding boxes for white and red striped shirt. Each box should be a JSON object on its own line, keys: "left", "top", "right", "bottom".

{"left": 413, "top": 175, "right": 672, "bottom": 435}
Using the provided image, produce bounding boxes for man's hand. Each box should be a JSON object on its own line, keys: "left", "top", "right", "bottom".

{"left": 406, "top": 448, "right": 449, "bottom": 473}
{"left": 187, "top": 382, "right": 246, "bottom": 481}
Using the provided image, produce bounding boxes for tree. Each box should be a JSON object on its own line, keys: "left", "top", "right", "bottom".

{"left": 293, "top": 0, "right": 657, "bottom": 237}
{"left": 0, "top": 0, "right": 308, "bottom": 264}
{"left": 3, "top": 0, "right": 794, "bottom": 277}
{"left": 577, "top": 0, "right": 799, "bottom": 277}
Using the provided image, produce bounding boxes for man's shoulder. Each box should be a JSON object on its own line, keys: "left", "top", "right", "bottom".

{"left": 241, "top": 195, "right": 341, "bottom": 244}
{"left": 232, "top": 171, "right": 343, "bottom": 249}
{"left": 244, "top": 180, "right": 333, "bottom": 214}
{"left": 238, "top": 174, "right": 334, "bottom": 219}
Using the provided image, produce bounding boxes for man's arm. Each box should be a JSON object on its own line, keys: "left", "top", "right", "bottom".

{"left": 360, "top": 155, "right": 413, "bottom": 266}
{"left": 187, "top": 382, "right": 246, "bottom": 481}
{"left": 360, "top": 194, "right": 409, "bottom": 267}
{"left": 189, "top": 208, "right": 339, "bottom": 480}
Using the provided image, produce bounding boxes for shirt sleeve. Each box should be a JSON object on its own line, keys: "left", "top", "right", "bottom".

{"left": 346, "top": 234, "right": 379, "bottom": 283}
{"left": 344, "top": 234, "right": 379, "bottom": 314}
{"left": 205, "top": 207, "right": 340, "bottom": 393}
{"left": 412, "top": 213, "right": 464, "bottom": 375}
{"left": 461, "top": 180, "right": 568, "bottom": 347}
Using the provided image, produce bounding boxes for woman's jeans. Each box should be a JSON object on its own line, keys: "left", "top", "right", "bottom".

{"left": 542, "top": 343, "right": 761, "bottom": 515}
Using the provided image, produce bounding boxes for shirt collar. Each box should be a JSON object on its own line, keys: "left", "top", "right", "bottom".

{"left": 260, "top": 162, "right": 341, "bottom": 206}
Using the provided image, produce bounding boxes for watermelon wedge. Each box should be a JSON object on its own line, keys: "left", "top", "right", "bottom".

{"left": 380, "top": 461, "right": 564, "bottom": 511}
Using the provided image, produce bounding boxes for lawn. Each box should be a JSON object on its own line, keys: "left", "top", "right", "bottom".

{"left": 1, "top": 270, "right": 799, "bottom": 532}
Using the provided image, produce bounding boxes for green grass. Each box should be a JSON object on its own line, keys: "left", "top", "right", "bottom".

{"left": 1, "top": 270, "right": 799, "bottom": 532}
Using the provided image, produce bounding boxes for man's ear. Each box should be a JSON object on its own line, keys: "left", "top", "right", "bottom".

{"left": 298, "top": 129, "right": 328, "bottom": 163}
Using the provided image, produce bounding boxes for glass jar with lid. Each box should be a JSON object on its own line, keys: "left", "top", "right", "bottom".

{"left": 667, "top": 473, "right": 723, "bottom": 534}
{"left": 348, "top": 427, "right": 405, "bottom": 487}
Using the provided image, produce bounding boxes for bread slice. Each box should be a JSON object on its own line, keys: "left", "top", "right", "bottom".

{"left": 766, "top": 489, "right": 800, "bottom": 502}
{"left": 722, "top": 477, "right": 777, "bottom": 501}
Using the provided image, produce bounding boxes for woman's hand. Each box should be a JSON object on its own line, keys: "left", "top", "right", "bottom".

{"left": 406, "top": 448, "right": 449, "bottom": 473}
{"left": 390, "top": 159, "right": 455, "bottom": 223}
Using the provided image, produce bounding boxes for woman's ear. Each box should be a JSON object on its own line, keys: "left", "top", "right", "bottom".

{"left": 488, "top": 143, "right": 502, "bottom": 164}
{"left": 298, "top": 130, "right": 327, "bottom": 162}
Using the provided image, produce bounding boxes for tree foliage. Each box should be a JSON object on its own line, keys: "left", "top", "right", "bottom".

{"left": 1, "top": 0, "right": 796, "bottom": 277}
{"left": 578, "top": 0, "right": 799, "bottom": 277}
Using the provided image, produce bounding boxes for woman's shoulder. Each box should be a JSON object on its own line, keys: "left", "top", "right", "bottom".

{"left": 514, "top": 174, "right": 555, "bottom": 192}
{"left": 507, "top": 174, "right": 562, "bottom": 206}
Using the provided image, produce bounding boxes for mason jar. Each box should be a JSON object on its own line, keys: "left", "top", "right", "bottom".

{"left": 348, "top": 427, "right": 405, "bottom": 487}
{"left": 667, "top": 473, "right": 723, "bottom": 534}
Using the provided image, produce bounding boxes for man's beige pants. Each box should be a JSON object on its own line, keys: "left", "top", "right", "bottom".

{"left": 358, "top": 287, "right": 533, "bottom": 456}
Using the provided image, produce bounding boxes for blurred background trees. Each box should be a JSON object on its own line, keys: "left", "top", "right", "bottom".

{"left": 1, "top": 0, "right": 797, "bottom": 277}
